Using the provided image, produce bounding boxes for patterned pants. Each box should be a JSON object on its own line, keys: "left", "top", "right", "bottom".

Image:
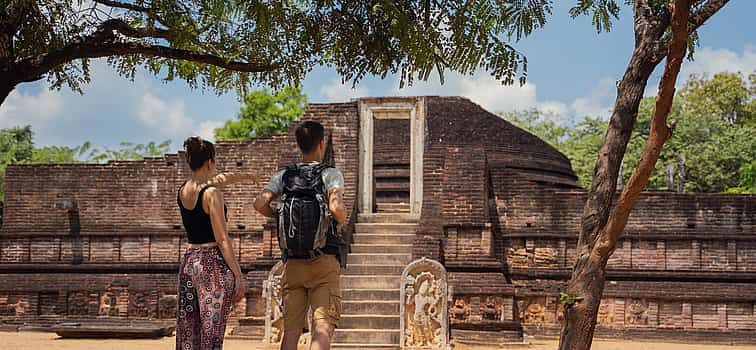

{"left": 176, "top": 246, "right": 235, "bottom": 350}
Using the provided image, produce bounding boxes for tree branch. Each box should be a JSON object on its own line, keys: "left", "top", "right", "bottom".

{"left": 689, "top": 0, "right": 729, "bottom": 31}
{"left": 2, "top": 0, "right": 35, "bottom": 34}
{"left": 12, "top": 41, "right": 280, "bottom": 84}
{"left": 600, "top": 0, "right": 692, "bottom": 252}
{"left": 94, "top": 18, "right": 173, "bottom": 40}
{"left": 92, "top": 0, "right": 152, "bottom": 13}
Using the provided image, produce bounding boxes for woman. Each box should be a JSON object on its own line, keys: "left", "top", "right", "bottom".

{"left": 176, "top": 136, "right": 256, "bottom": 350}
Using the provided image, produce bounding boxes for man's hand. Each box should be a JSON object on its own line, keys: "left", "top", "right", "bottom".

{"left": 253, "top": 190, "right": 278, "bottom": 218}
{"left": 328, "top": 187, "right": 347, "bottom": 225}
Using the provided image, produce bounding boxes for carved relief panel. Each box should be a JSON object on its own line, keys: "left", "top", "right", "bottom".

{"left": 400, "top": 257, "right": 448, "bottom": 350}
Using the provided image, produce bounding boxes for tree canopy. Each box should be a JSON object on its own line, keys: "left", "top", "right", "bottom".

{"left": 214, "top": 86, "right": 307, "bottom": 140}
{"left": 504, "top": 71, "right": 756, "bottom": 194}
{"left": 1, "top": 0, "right": 559, "bottom": 106}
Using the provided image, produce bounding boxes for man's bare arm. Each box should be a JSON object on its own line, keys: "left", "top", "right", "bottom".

{"left": 206, "top": 173, "right": 261, "bottom": 189}
{"left": 253, "top": 190, "right": 278, "bottom": 218}
{"left": 328, "top": 187, "right": 347, "bottom": 225}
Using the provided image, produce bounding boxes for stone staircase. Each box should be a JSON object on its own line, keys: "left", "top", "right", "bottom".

{"left": 332, "top": 213, "right": 417, "bottom": 349}
{"left": 373, "top": 163, "right": 411, "bottom": 214}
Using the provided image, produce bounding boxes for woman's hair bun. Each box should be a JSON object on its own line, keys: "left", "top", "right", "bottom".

{"left": 183, "top": 136, "right": 203, "bottom": 153}
{"left": 183, "top": 136, "right": 215, "bottom": 171}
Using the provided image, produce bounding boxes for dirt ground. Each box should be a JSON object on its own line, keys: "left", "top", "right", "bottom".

{"left": 2, "top": 332, "right": 756, "bottom": 350}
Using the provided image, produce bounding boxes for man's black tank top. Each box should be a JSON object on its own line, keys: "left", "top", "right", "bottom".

{"left": 177, "top": 183, "right": 228, "bottom": 244}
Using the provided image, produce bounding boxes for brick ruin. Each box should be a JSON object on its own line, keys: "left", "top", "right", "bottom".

{"left": 0, "top": 96, "right": 754, "bottom": 344}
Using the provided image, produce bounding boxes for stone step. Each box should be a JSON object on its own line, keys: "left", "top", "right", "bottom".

{"left": 357, "top": 214, "right": 418, "bottom": 224}
{"left": 342, "top": 300, "right": 400, "bottom": 314}
{"left": 342, "top": 275, "right": 401, "bottom": 289}
{"left": 351, "top": 233, "right": 415, "bottom": 245}
{"left": 340, "top": 315, "right": 399, "bottom": 329}
{"left": 355, "top": 223, "right": 416, "bottom": 233}
{"left": 333, "top": 329, "right": 400, "bottom": 345}
{"left": 376, "top": 203, "right": 410, "bottom": 213}
{"left": 373, "top": 168, "right": 410, "bottom": 179}
{"left": 331, "top": 344, "right": 398, "bottom": 350}
{"left": 342, "top": 289, "right": 400, "bottom": 301}
{"left": 348, "top": 253, "right": 413, "bottom": 266}
{"left": 344, "top": 264, "right": 405, "bottom": 276}
{"left": 351, "top": 243, "right": 413, "bottom": 254}
{"left": 375, "top": 182, "right": 410, "bottom": 192}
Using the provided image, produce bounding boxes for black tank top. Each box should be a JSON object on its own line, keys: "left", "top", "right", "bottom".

{"left": 177, "top": 183, "right": 228, "bottom": 244}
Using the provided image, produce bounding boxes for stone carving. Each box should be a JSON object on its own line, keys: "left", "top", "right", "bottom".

{"left": 481, "top": 296, "right": 501, "bottom": 321}
{"left": 38, "top": 292, "right": 61, "bottom": 316}
{"left": 400, "top": 257, "right": 448, "bottom": 350}
{"left": 99, "top": 292, "right": 118, "bottom": 316}
{"left": 159, "top": 294, "right": 178, "bottom": 319}
{"left": 68, "top": 291, "right": 91, "bottom": 316}
{"left": 521, "top": 303, "right": 546, "bottom": 325}
{"left": 263, "top": 261, "right": 285, "bottom": 344}
{"left": 450, "top": 298, "right": 469, "bottom": 321}
{"left": 625, "top": 299, "right": 648, "bottom": 326}
{"left": 129, "top": 292, "right": 150, "bottom": 318}
{"left": 0, "top": 295, "right": 29, "bottom": 316}
{"left": 597, "top": 301, "right": 615, "bottom": 325}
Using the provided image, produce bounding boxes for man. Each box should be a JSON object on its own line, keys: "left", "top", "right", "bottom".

{"left": 254, "top": 121, "right": 347, "bottom": 350}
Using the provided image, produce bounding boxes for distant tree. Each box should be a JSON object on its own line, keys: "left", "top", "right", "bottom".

{"left": 725, "top": 160, "right": 756, "bottom": 194}
{"left": 623, "top": 72, "right": 756, "bottom": 193}
{"left": 90, "top": 140, "right": 172, "bottom": 161}
{"left": 0, "top": 126, "right": 34, "bottom": 222}
{"left": 504, "top": 109, "right": 568, "bottom": 149}
{"left": 509, "top": 72, "right": 755, "bottom": 193}
{"left": 214, "top": 86, "right": 307, "bottom": 140}
{"left": 30, "top": 143, "right": 94, "bottom": 163}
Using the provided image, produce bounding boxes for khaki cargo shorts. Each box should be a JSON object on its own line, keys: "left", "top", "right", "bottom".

{"left": 282, "top": 254, "right": 341, "bottom": 332}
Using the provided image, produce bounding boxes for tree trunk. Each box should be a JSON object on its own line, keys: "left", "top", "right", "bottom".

{"left": 0, "top": 77, "right": 14, "bottom": 106}
{"left": 558, "top": 1, "right": 693, "bottom": 349}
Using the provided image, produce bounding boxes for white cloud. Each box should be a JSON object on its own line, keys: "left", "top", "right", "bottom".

{"left": 392, "top": 71, "right": 614, "bottom": 124}
{"left": 681, "top": 46, "right": 756, "bottom": 78}
{"left": 0, "top": 88, "right": 66, "bottom": 131}
{"left": 0, "top": 59, "right": 237, "bottom": 151}
{"left": 319, "top": 78, "right": 370, "bottom": 102}
{"left": 458, "top": 75, "right": 539, "bottom": 113}
{"left": 138, "top": 93, "right": 193, "bottom": 134}
{"left": 197, "top": 120, "right": 224, "bottom": 141}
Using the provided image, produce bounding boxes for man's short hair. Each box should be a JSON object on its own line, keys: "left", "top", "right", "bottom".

{"left": 295, "top": 121, "right": 325, "bottom": 154}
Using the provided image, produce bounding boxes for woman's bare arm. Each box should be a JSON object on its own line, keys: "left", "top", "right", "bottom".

{"left": 205, "top": 173, "right": 261, "bottom": 189}
{"left": 205, "top": 187, "right": 245, "bottom": 303}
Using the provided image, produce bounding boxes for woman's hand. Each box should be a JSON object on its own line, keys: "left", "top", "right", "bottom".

{"left": 233, "top": 275, "right": 246, "bottom": 303}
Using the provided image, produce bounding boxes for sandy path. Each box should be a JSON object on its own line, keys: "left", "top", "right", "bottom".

{"left": 2, "top": 332, "right": 755, "bottom": 350}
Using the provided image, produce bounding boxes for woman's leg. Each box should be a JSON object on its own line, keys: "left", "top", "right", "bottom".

{"left": 176, "top": 250, "right": 202, "bottom": 350}
{"left": 195, "top": 248, "right": 236, "bottom": 350}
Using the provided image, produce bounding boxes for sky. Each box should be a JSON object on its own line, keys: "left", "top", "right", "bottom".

{"left": 1, "top": 1, "right": 754, "bottom": 151}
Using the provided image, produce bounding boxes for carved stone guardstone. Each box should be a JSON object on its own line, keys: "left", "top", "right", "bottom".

{"left": 400, "top": 257, "right": 449, "bottom": 350}
{"left": 262, "top": 261, "right": 312, "bottom": 346}
{"left": 263, "top": 261, "right": 285, "bottom": 344}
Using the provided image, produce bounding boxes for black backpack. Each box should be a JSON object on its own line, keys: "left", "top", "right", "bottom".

{"left": 276, "top": 163, "right": 339, "bottom": 260}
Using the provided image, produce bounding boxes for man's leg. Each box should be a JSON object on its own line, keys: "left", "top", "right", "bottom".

{"left": 310, "top": 321, "right": 335, "bottom": 350}
{"left": 280, "top": 328, "right": 304, "bottom": 350}
{"left": 308, "top": 255, "right": 341, "bottom": 350}
{"left": 282, "top": 260, "right": 308, "bottom": 350}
